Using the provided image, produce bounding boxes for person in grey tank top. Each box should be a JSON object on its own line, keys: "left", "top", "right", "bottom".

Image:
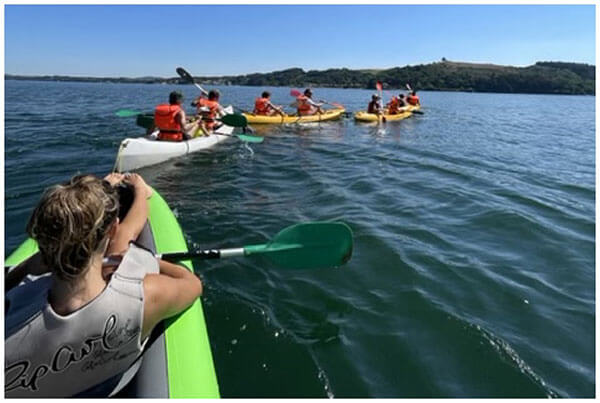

{"left": 5, "top": 173, "right": 203, "bottom": 397}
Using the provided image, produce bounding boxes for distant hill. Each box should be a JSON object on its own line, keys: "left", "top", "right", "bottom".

{"left": 5, "top": 59, "right": 595, "bottom": 95}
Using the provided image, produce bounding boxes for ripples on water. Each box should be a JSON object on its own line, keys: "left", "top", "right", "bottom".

{"left": 4, "top": 81, "right": 595, "bottom": 397}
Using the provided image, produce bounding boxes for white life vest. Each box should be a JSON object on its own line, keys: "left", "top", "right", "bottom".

{"left": 5, "top": 243, "right": 159, "bottom": 398}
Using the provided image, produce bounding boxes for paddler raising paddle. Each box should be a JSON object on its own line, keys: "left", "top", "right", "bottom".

{"left": 5, "top": 172, "right": 203, "bottom": 397}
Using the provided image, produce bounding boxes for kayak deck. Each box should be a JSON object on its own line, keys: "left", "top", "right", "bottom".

{"left": 243, "top": 108, "right": 345, "bottom": 124}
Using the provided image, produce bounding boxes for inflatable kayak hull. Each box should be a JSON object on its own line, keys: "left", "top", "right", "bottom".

{"left": 115, "top": 106, "right": 234, "bottom": 172}
{"left": 353, "top": 105, "right": 421, "bottom": 122}
{"left": 5, "top": 189, "right": 220, "bottom": 398}
{"left": 243, "top": 108, "right": 345, "bottom": 124}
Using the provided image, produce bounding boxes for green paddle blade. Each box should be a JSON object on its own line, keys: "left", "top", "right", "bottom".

{"left": 116, "top": 109, "right": 142, "bottom": 117}
{"left": 220, "top": 113, "right": 248, "bottom": 127}
{"left": 237, "top": 134, "right": 263, "bottom": 143}
{"left": 136, "top": 113, "right": 155, "bottom": 130}
{"left": 244, "top": 222, "right": 353, "bottom": 270}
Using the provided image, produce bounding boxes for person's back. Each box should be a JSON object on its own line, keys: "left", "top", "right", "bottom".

{"left": 407, "top": 91, "right": 420, "bottom": 106}
{"left": 387, "top": 96, "right": 400, "bottom": 114}
{"left": 296, "top": 88, "right": 322, "bottom": 116}
{"left": 5, "top": 174, "right": 202, "bottom": 397}
{"left": 155, "top": 91, "right": 185, "bottom": 142}
{"left": 196, "top": 90, "right": 223, "bottom": 131}
{"left": 367, "top": 94, "right": 382, "bottom": 114}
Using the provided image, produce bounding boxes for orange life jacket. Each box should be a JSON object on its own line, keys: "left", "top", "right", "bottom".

{"left": 254, "top": 97, "right": 271, "bottom": 115}
{"left": 387, "top": 97, "right": 400, "bottom": 114}
{"left": 154, "top": 104, "right": 183, "bottom": 141}
{"left": 297, "top": 95, "right": 312, "bottom": 115}
{"left": 407, "top": 95, "right": 420, "bottom": 106}
{"left": 198, "top": 98, "right": 220, "bottom": 129}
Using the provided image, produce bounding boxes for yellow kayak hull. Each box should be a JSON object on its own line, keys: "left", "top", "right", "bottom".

{"left": 244, "top": 108, "right": 345, "bottom": 124}
{"left": 354, "top": 105, "right": 420, "bottom": 122}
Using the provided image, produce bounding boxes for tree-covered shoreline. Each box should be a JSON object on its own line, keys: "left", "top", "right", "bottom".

{"left": 5, "top": 60, "right": 595, "bottom": 95}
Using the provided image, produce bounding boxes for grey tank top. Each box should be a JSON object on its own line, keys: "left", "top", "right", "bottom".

{"left": 4, "top": 243, "right": 159, "bottom": 398}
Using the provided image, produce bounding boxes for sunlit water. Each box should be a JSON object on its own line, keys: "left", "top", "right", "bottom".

{"left": 5, "top": 80, "right": 595, "bottom": 397}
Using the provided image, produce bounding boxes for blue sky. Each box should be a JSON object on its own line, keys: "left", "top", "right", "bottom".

{"left": 4, "top": 4, "right": 596, "bottom": 77}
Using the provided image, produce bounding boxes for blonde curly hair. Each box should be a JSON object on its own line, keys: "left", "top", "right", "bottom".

{"left": 26, "top": 174, "right": 119, "bottom": 281}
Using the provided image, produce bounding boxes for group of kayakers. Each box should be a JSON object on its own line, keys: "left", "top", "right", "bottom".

{"left": 252, "top": 88, "right": 326, "bottom": 117}
{"left": 154, "top": 89, "right": 227, "bottom": 142}
{"left": 367, "top": 90, "right": 420, "bottom": 116}
{"left": 153, "top": 85, "right": 421, "bottom": 141}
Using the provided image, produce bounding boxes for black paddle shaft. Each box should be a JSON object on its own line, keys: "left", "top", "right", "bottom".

{"left": 160, "top": 249, "right": 222, "bottom": 261}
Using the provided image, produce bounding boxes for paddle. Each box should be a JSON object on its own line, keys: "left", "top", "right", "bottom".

{"left": 106, "top": 222, "right": 354, "bottom": 270}
{"left": 375, "top": 81, "right": 387, "bottom": 123}
{"left": 115, "top": 109, "right": 262, "bottom": 143}
{"left": 115, "top": 109, "right": 250, "bottom": 128}
{"left": 8, "top": 222, "right": 354, "bottom": 274}
{"left": 176, "top": 67, "right": 209, "bottom": 96}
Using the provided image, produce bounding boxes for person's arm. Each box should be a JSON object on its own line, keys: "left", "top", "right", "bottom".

{"left": 267, "top": 101, "right": 285, "bottom": 115}
{"left": 107, "top": 174, "right": 149, "bottom": 255}
{"left": 141, "top": 259, "right": 203, "bottom": 338}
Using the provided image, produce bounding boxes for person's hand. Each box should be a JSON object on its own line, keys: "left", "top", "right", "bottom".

{"left": 123, "top": 173, "right": 153, "bottom": 199}
{"left": 104, "top": 173, "right": 125, "bottom": 187}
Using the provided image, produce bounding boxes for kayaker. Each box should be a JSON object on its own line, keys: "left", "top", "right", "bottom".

{"left": 254, "top": 91, "right": 284, "bottom": 116}
{"left": 296, "top": 88, "right": 324, "bottom": 116}
{"left": 367, "top": 94, "right": 384, "bottom": 115}
{"left": 5, "top": 173, "right": 203, "bottom": 398}
{"left": 192, "top": 89, "right": 226, "bottom": 135}
{"left": 386, "top": 93, "right": 408, "bottom": 115}
{"left": 154, "top": 91, "right": 198, "bottom": 142}
{"left": 407, "top": 90, "right": 420, "bottom": 106}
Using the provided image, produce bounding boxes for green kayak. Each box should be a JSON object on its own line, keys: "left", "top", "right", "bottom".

{"left": 5, "top": 189, "right": 219, "bottom": 398}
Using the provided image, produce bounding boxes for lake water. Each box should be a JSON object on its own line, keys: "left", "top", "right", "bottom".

{"left": 4, "top": 80, "right": 595, "bottom": 397}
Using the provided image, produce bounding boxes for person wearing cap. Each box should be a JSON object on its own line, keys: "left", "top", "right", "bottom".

{"left": 296, "top": 88, "right": 324, "bottom": 116}
{"left": 367, "top": 93, "right": 384, "bottom": 115}
{"left": 192, "top": 89, "right": 227, "bottom": 135}
{"left": 154, "top": 91, "right": 199, "bottom": 142}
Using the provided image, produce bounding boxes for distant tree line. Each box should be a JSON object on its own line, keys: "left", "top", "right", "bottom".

{"left": 5, "top": 60, "right": 594, "bottom": 95}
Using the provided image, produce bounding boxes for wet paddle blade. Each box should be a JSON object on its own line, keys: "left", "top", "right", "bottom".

{"left": 220, "top": 113, "right": 248, "bottom": 127}
{"left": 176, "top": 67, "right": 194, "bottom": 83}
{"left": 237, "top": 134, "right": 263, "bottom": 143}
{"left": 244, "top": 222, "right": 353, "bottom": 270}
{"left": 116, "top": 109, "right": 142, "bottom": 117}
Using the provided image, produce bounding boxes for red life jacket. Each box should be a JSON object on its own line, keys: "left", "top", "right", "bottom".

{"left": 297, "top": 95, "right": 312, "bottom": 115}
{"left": 198, "top": 98, "right": 220, "bottom": 129}
{"left": 407, "top": 95, "right": 420, "bottom": 106}
{"left": 154, "top": 104, "right": 183, "bottom": 141}
{"left": 254, "top": 97, "right": 271, "bottom": 115}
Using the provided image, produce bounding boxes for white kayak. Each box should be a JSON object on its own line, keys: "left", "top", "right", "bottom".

{"left": 114, "top": 106, "right": 234, "bottom": 172}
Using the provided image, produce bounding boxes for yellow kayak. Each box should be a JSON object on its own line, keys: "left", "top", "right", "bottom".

{"left": 354, "top": 105, "right": 421, "bottom": 122}
{"left": 244, "top": 108, "right": 345, "bottom": 124}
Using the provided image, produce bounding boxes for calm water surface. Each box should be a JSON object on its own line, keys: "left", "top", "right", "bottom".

{"left": 4, "top": 80, "right": 595, "bottom": 397}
